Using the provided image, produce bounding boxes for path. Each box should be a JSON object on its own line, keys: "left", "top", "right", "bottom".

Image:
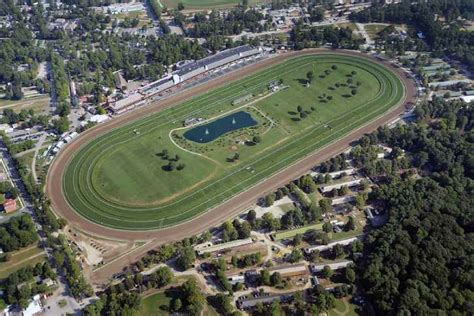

{"left": 45, "top": 49, "right": 417, "bottom": 286}
{"left": 356, "top": 23, "right": 373, "bottom": 46}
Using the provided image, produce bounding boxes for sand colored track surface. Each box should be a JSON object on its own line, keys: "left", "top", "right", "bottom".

{"left": 46, "top": 49, "right": 416, "bottom": 284}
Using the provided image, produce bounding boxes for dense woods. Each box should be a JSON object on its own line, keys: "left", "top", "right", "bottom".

{"left": 0, "top": 215, "right": 38, "bottom": 253}
{"left": 356, "top": 98, "right": 473, "bottom": 314}
{"left": 350, "top": 0, "right": 474, "bottom": 68}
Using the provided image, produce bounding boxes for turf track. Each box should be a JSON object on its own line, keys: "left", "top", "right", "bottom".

{"left": 61, "top": 53, "right": 404, "bottom": 231}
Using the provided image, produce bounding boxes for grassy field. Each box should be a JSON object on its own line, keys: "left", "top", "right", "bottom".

{"left": 0, "top": 95, "right": 50, "bottom": 114}
{"left": 137, "top": 289, "right": 218, "bottom": 316}
{"left": 273, "top": 223, "right": 324, "bottom": 241}
{"left": 329, "top": 297, "right": 360, "bottom": 316}
{"left": 364, "top": 24, "right": 390, "bottom": 40}
{"left": 161, "top": 0, "right": 267, "bottom": 9}
{"left": 0, "top": 244, "right": 46, "bottom": 279}
{"left": 137, "top": 291, "right": 172, "bottom": 316}
{"left": 63, "top": 54, "right": 405, "bottom": 231}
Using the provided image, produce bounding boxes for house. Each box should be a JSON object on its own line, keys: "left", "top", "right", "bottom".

{"left": 237, "top": 292, "right": 294, "bottom": 310}
{"left": 42, "top": 278, "right": 56, "bottom": 287}
{"left": 319, "top": 178, "right": 363, "bottom": 193}
{"left": 244, "top": 270, "right": 259, "bottom": 285}
{"left": 22, "top": 294, "right": 43, "bottom": 316}
{"left": 227, "top": 274, "right": 245, "bottom": 285}
{"left": 3, "top": 199, "right": 17, "bottom": 213}
{"left": 268, "top": 263, "right": 309, "bottom": 279}
{"left": 195, "top": 238, "right": 253, "bottom": 255}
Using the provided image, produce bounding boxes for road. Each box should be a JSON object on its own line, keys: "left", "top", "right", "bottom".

{"left": 45, "top": 48, "right": 417, "bottom": 286}
{"left": 0, "top": 141, "right": 85, "bottom": 314}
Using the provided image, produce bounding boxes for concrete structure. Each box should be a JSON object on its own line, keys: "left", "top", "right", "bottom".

{"left": 110, "top": 93, "right": 143, "bottom": 114}
{"left": 22, "top": 294, "right": 43, "bottom": 316}
{"left": 304, "top": 237, "right": 359, "bottom": 255}
{"left": 331, "top": 195, "right": 355, "bottom": 206}
{"left": 428, "top": 79, "right": 471, "bottom": 88}
{"left": 104, "top": 2, "right": 145, "bottom": 14}
{"left": 193, "top": 241, "right": 213, "bottom": 252}
{"left": 196, "top": 238, "right": 253, "bottom": 255}
{"left": 268, "top": 263, "right": 309, "bottom": 279}
{"left": 3, "top": 198, "right": 17, "bottom": 213}
{"left": 227, "top": 274, "right": 245, "bottom": 285}
{"left": 319, "top": 178, "right": 363, "bottom": 193}
{"left": 311, "top": 260, "right": 353, "bottom": 272}
{"left": 237, "top": 292, "right": 294, "bottom": 310}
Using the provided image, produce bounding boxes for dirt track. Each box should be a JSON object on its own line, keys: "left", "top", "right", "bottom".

{"left": 45, "top": 49, "right": 416, "bottom": 285}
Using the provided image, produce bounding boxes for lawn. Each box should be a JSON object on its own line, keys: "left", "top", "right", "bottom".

{"left": 0, "top": 244, "right": 46, "bottom": 279}
{"left": 0, "top": 95, "right": 50, "bottom": 114}
{"left": 161, "top": 0, "right": 268, "bottom": 9}
{"left": 364, "top": 24, "right": 390, "bottom": 40}
{"left": 137, "top": 291, "right": 173, "bottom": 316}
{"left": 63, "top": 53, "right": 405, "bottom": 230}
{"left": 328, "top": 297, "right": 360, "bottom": 316}
{"left": 273, "top": 222, "right": 324, "bottom": 241}
{"left": 137, "top": 289, "right": 218, "bottom": 316}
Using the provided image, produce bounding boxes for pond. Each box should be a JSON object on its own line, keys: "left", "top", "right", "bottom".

{"left": 183, "top": 111, "right": 258, "bottom": 143}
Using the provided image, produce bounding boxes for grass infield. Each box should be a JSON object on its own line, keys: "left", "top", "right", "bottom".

{"left": 63, "top": 54, "right": 405, "bottom": 231}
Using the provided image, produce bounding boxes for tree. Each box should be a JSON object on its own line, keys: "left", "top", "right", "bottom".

{"left": 181, "top": 279, "right": 205, "bottom": 315}
{"left": 319, "top": 198, "right": 332, "bottom": 214}
{"left": 171, "top": 298, "right": 182, "bottom": 312}
{"left": 345, "top": 217, "right": 355, "bottom": 231}
{"left": 306, "top": 71, "right": 314, "bottom": 83}
{"left": 270, "top": 272, "right": 282, "bottom": 286}
{"left": 345, "top": 267, "right": 356, "bottom": 284}
{"left": 177, "top": 2, "right": 185, "bottom": 10}
{"left": 260, "top": 269, "right": 271, "bottom": 286}
{"left": 213, "top": 293, "right": 234, "bottom": 315}
{"left": 322, "top": 222, "right": 333, "bottom": 233}
{"left": 322, "top": 265, "right": 333, "bottom": 279}
{"left": 52, "top": 116, "right": 69, "bottom": 134}
{"left": 355, "top": 194, "right": 367, "bottom": 210}
{"left": 332, "top": 244, "right": 345, "bottom": 259}
{"left": 252, "top": 135, "right": 261, "bottom": 144}
{"left": 289, "top": 248, "right": 303, "bottom": 263}
{"left": 175, "top": 247, "right": 195, "bottom": 271}
{"left": 238, "top": 221, "right": 251, "bottom": 239}
{"left": 153, "top": 266, "right": 173, "bottom": 287}
{"left": 293, "top": 233, "right": 302, "bottom": 246}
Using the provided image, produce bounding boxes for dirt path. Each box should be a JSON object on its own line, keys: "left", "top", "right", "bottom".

{"left": 45, "top": 49, "right": 417, "bottom": 285}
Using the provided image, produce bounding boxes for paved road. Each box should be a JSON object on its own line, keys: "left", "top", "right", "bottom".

{"left": 45, "top": 49, "right": 417, "bottom": 286}
{"left": 0, "top": 141, "right": 85, "bottom": 314}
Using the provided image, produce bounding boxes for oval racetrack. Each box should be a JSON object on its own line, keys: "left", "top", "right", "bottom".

{"left": 47, "top": 49, "right": 417, "bottom": 240}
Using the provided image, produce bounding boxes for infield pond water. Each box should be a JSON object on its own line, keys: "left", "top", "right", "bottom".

{"left": 183, "top": 111, "right": 258, "bottom": 143}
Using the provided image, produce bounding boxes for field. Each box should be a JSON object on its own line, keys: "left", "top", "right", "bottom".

{"left": 62, "top": 53, "right": 405, "bottom": 231}
{"left": 0, "top": 244, "right": 46, "bottom": 279}
{"left": 160, "top": 0, "right": 267, "bottom": 9}
{"left": 273, "top": 223, "right": 324, "bottom": 241}
{"left": 137, "top": 289, "right": 218, "bottom": 315}
{"left": 0, "top": 95, "right": 50, "bottom": 114}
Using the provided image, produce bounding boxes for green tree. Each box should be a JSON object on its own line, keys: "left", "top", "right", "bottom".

{"left": 306, "top": 71, "right": 314, "bottom": 83}
{"left": 345, "top": 216, "right": 355, "bottom": 231}
{"left": 171, "top": 298, "right": 182, "bottom": 312}
{"left": 345, "top": 267, "right": 356, "bottom": 284}
{"left": 322, "top": 265, "right": 333, "bottom": 279}
{"left": 322, "top": 222, "right": 333, "bottom": 233}
{"left": 260, "top": 269, "right": 271, "bottom": 286}
{"left": 175, "top": 247, "right": 195, "bottom": 271}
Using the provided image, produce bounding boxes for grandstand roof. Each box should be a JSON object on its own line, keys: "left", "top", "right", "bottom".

{"left": 176, "top": 45, "right": 256, "bottom": 77}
